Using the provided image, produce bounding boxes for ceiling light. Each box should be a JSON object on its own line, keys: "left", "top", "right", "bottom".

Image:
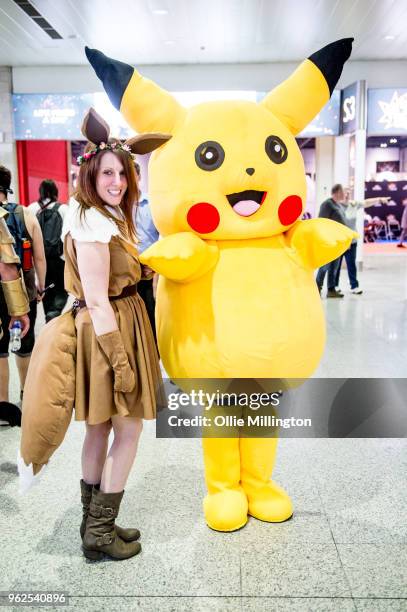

{"left": 390, "top": 138, "right": 398, "bottom": 144}
{"left": 153, "top": 9, "right": 168, "bottom": 14}
{"left": 380, "top": 143, "right": 388, "bottom": 148}
{"left": 384, "top": 35, "right": 395, "bottom": 40}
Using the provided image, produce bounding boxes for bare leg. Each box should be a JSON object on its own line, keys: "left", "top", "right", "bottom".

{"left": 81, "top": 420, "right": 112, "bottom": 485}
{"left": 101, "top": 415, "right": 143, "bottom": 493}
{"left": 15, "top": 355, "right": 31, "bottom": 394}
{"left": 0, "top": 357, "right": 9, "bottom": 402}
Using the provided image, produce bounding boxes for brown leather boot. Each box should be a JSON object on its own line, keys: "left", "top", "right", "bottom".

{"left": 80, "top": 480, "right": 140, "bottom": 542}
{"left": 82, "top": 488, "right": 141, "bottom": 561}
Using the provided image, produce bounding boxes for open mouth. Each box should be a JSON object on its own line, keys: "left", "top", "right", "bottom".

{"left": 226, "top": 190, "right": 267, "bottom": 217}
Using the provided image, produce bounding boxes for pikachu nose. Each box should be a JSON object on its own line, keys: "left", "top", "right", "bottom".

{"left": 246, "top": 168, "right": 255, "bottom": 176}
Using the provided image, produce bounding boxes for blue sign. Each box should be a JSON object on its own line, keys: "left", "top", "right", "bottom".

{"left": 340, "top": 82, "right": 358, "bottom": 134}
{"left": 368, "top": 89, "right": 407, "bottom": 135}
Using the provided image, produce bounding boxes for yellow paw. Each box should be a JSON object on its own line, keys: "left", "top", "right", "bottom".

{"left": 140, "top": 232, "right": 218, "bottom": 282}
{"left": 203, "top": 488, "right": 248, "bottom": 532}
{"left": 245, "top": 481, "right": 293, "bottom": 522}
{"left": 287, "top": 218, "right": 357, "bottom": 269}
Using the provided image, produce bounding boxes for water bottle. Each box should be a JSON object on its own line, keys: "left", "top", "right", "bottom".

{"left": 10, "top": 321, "right": 22, "bottom": 353}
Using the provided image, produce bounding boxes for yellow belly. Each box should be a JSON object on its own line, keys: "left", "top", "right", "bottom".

{"left": 156, "top": 237, "right": 325, "bottom": 378}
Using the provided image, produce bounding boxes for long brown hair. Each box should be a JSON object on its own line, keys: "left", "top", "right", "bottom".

{"left": 75, "top": 139, "right": 138, "bottom": 242}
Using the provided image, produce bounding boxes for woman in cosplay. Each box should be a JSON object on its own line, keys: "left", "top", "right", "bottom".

{"left": 86, "top": 39, "right": 356, "bottom": 533}
{"left": 19, "top": 108, "right": 162, "bottom": 561}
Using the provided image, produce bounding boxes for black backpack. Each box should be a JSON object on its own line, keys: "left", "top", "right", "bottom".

{"left": 2, "top": 202, "right": 27, "bottom": 265}
{"left": 37, "top": 202, "right": 63, "bottom": 258}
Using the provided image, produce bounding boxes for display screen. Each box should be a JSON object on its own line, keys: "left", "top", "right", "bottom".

{"left": 12, "top": 93, "right": 133, "bottom": 140}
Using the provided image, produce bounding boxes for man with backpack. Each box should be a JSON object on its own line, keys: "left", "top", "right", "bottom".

{"left": 0, "top": 166, "right": 46, "bottom": 414}
{"left": 28, "top": 179, "right": 67, "bottom": 322}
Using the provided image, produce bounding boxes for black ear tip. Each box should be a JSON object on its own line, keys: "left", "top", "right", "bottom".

{"left": 325, "top": 37, "right": 354, "bottom": 57}
{"left": 308, "top": 37, "right": 354, "bottom": 95}
{"left": 84, "top": 46, "right": 100, "bottom": 64}
{"left": 341, "top": 37, "right": 354, "bottom": 57}
{"left": 85, "top": 47, "right": 134, "bottom": 111}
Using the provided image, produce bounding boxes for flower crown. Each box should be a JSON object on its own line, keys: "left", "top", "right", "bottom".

{"left": 76, "top": 141, "right": 135, "bottom": 166}
{"left": 80, "top": 107, "right": 172, "bottom": 166}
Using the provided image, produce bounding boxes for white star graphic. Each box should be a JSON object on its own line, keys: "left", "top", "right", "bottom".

{"left": 378, "top": 91, "right": 407, "bottom": 130}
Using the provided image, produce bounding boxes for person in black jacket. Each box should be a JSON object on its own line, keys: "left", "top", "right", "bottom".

{"left": 316, "top": 184, "right": 348, "bottom": 298}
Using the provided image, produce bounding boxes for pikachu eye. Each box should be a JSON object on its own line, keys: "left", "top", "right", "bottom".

{"left": 265, "top": 135, "right": 288, "bottom": 164}
{"left": 195, "top": 141, "right": 225, "bottom": 171}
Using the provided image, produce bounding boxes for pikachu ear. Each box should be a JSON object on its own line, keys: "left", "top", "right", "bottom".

{"left": 85, "top": 47, "right": 186, "bottom": 135}
{"left": 261, "top": 38, "right": 353, "bottom": 135}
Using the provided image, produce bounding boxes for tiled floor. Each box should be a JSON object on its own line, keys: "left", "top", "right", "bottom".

{"left": 0, "top": 254, "right": 406, "bottom": 611}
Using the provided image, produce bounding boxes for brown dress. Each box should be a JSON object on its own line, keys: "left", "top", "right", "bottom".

{"left": 64, "top": 232, "right": 161, "bottom": 425}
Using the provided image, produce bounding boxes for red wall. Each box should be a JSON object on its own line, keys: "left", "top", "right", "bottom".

{"left": 16, "top": 141, "right": 69, "bottom": 205}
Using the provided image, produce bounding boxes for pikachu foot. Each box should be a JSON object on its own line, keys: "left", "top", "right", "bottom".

{"left": 203, "top": 488, "right": 248, "bottom": 532}
{"left": 245, "top": 481, "right": 293, "bottom": 523}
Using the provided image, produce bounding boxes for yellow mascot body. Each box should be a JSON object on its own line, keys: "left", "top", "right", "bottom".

{"left": 87, "top": 39, "right": 356, "bottom": 531}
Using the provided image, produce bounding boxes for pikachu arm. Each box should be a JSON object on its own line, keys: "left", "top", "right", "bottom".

{"left": 139, "top": 232, "right": 219, "bottom": 283}
{"left": 285, "top": 218, "right": 358, "bottom": 270}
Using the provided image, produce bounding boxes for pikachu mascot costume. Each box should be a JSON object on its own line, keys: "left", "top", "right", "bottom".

{"left": 87, "top": 39, "right": 355, "bottom": 531}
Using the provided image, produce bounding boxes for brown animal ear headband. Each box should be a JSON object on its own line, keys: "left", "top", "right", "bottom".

{"left": 78, "top": 107, "right": 171, "bottom": 165}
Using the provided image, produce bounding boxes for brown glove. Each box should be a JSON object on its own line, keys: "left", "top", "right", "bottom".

{"left": 96, "top": 330, "right": 136, "bottom": 393}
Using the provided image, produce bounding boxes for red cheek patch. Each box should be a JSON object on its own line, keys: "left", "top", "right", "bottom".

{"left": 278, "top": 195, "right": 303, "bottom": 226}
{"left": 187, "top": 203, "right": 220, "bottom": 234}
